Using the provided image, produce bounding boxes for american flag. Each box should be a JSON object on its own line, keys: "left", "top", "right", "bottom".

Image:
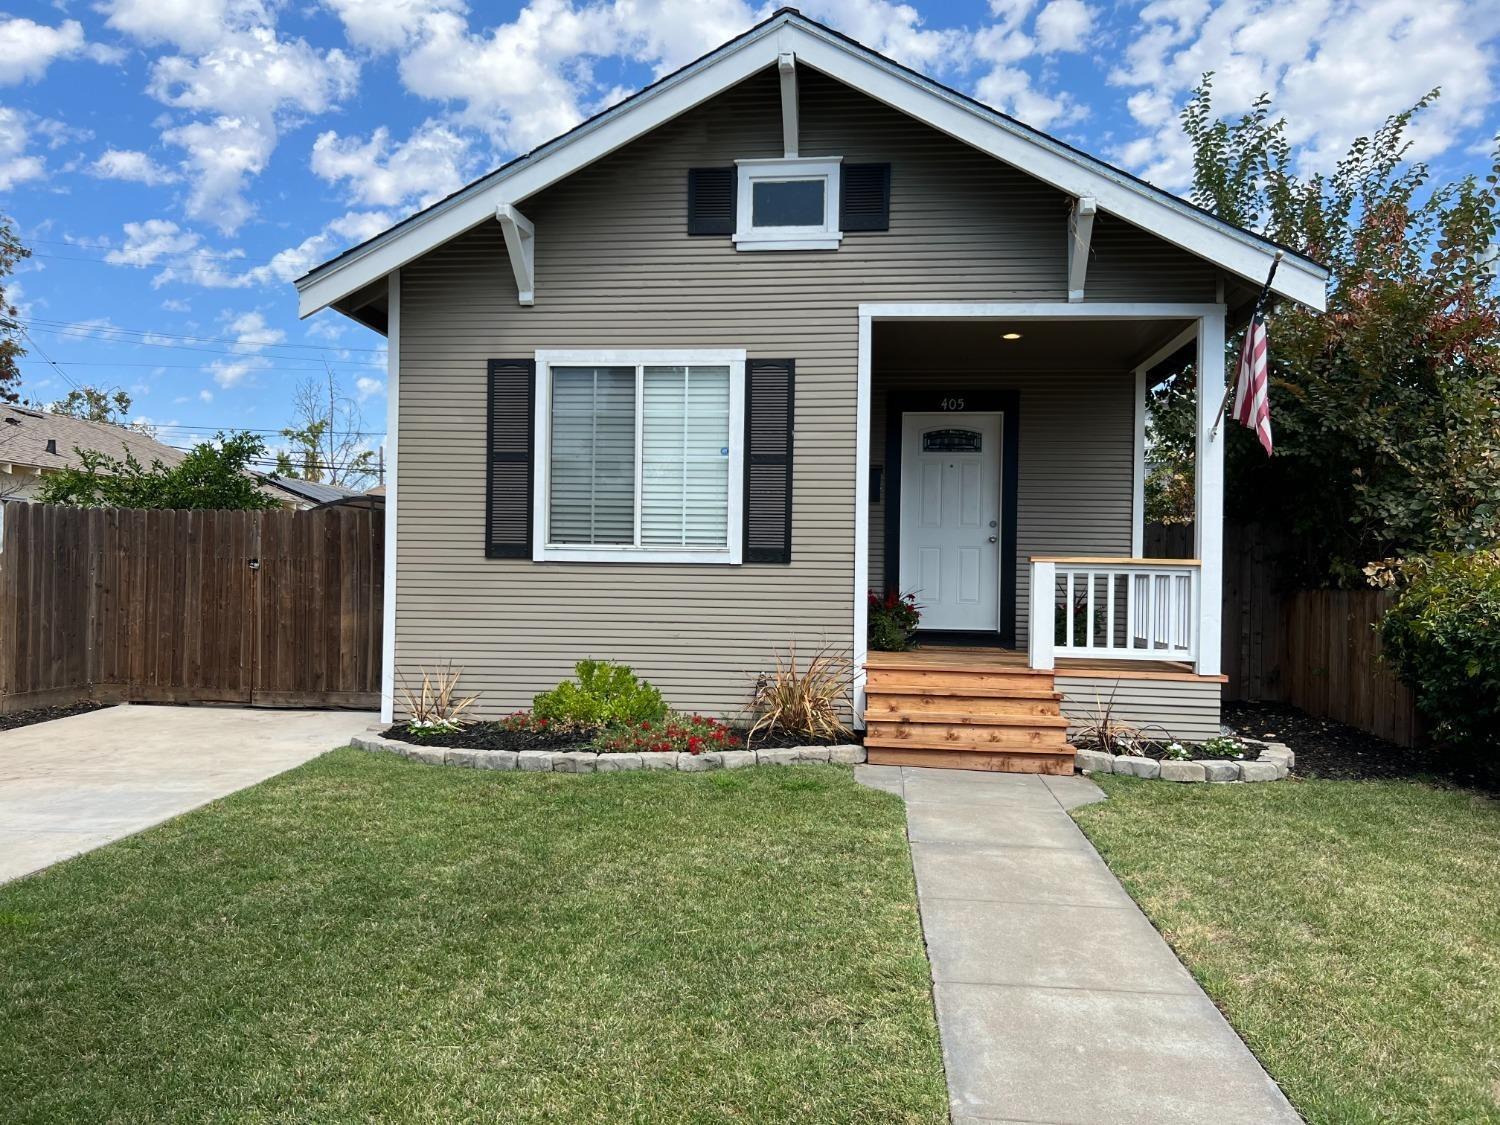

{"left": 1233, "top": 308, "right": 1273, "bottom": 455}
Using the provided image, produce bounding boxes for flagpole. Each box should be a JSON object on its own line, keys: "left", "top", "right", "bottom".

{"left": 1210, "top": 250, "right": 1282, "bottom": 438}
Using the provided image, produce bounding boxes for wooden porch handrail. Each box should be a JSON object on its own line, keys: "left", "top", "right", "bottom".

{"left": 1028, "top": 555, "right": 1202, "bottom": 566}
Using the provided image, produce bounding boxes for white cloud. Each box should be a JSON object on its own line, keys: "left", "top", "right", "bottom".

{"left": 355, "top": 375, "right": 384, "bottom": 399}
{"left": 160, "top": 115, "right": 276, "bottom": 233}
{"left": 0, "top": 18, "right": 85, "bottom": 84}
{"left": 147, "top": 27, "right": 358, "bottom": 122}
{"left": 801, "top": 0, "right": 968, "bottom": 71}
{"left": 225, "top": 310, "right": 286, "bottom": 351}
{"left": 0, "top": 107, "right": 45, "bottom": 191}
{"left": 91, "top": 149, "right": 180, "bottom": 186}
{"left": 1111, "top": 0, "right": 1499, "bottom": 188}
{"left": 101, "top": 0, "right": 271, "bottom": 53}
{"left": 206, "top": 354, "right": 269, "bottom": 388}
{"left": 1032, "top": 0, "right": 1096, "bottom": 53}
{"left": 320, "top": 0, "right": 466, "bottom": 52}
{"left": 310, "top": 120, "right": 473, "bottom": 208}
{"left": 106, "top": 219, "right": 201, "bottom": 266}
{"left": 244, "top": 209, "right": 393, "bottom": 285}
{"left": 162, "top": 297, "right": 191, "bottom": 312}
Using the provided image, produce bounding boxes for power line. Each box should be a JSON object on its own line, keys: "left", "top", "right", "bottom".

{"left": 38, "top": 358, "right": 383, "bottom": 373}
{"left": 150, "top": 422, "right": 385, "bottom": 438}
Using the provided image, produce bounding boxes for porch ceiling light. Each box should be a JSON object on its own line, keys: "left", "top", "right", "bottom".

{"left": 1002, "top": 332, "right": 1022, "bottom": 340}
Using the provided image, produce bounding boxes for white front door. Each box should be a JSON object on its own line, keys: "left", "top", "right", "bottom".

{"left": 899, "top": 412, "right": 1002, "bottom": 632}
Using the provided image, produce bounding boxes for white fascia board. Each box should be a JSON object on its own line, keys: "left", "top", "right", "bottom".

{"left": 296, "top": 22, "right": 784, "bottom": 318}
{"left": 296, "top": 13, "right": 1327, "bottom": 319}
{"left": 789, "top": 26, "right": 1327, "bottom": 311}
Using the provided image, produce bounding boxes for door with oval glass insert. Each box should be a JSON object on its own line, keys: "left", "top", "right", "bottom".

{"left": 898, "top": 412, "right": 1002, "bottom": 632}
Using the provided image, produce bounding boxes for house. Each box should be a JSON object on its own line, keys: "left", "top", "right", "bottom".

{"left": 293, "top": 9, "right": 1327, "bottom": 772}
{"left": 0, "top": 406, "right": 188, "bottom": 502}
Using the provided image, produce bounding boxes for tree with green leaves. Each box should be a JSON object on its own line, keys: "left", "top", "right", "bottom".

{"left": 37, "top": 385, "right": 135, "bottom": 426}
{"left": 1147, "top": 79, "right": 1500, "bottom": 584}
{"left": 0, "top": 219, "right": 31, "bottom": 404}
{"left": 34, "top": 431, "right": 280, "bottom": 510}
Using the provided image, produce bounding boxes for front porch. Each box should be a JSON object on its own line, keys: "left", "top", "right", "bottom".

{"left": 856, "top": 305, "right": 1231, "bottom": 770}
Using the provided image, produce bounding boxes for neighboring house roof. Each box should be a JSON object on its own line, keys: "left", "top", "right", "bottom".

{"left": 0, "top": 405, "right": 187, "bottom": 476}
{"left": 295, "top": 7, "right": 1328, "bottom": 320}
{"left": 258, "top": 476, "right": 368, "bottom": 506}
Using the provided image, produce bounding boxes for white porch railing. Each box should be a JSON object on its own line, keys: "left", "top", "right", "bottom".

{"left": 1028, "top": 557, "right": 1200, "bottom": 670}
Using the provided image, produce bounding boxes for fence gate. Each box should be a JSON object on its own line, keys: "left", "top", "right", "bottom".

{"left": 0, "top": 504, "right": 383, "bottom": 713}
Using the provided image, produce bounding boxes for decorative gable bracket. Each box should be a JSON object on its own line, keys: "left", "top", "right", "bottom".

{"left": 496, "top": 203, "right": 535, "bottom": 306}
{"left": 1067, "top": 195, "right": 1097, "bottom": 303}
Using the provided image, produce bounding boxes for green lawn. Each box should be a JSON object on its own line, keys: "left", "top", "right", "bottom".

{"left": 1073, "top": 776, "right": 1500, "bottom": 1125}
{"left": 0, "top": 749, "right": 946, "bottom": 1124}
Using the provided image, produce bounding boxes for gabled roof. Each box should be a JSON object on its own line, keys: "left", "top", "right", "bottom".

{"left": 294, "top": 8, "right": 1328, "bottom": 318}
{"left": 0, "top": 406, "right": 187, "bottom": 473}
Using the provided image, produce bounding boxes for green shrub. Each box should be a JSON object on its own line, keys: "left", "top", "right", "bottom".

{"left": 868, "top": 590, "right": 921, "bottom": 651}
{"left": 533, "top": 659, "right": 667, "bottom": 727}
{"left": 1380, "top": 551, "right": 1500, "bottom": 773}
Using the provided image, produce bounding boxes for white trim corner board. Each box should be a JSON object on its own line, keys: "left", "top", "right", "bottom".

{"left": 379, "top": 269, "right": 400, "bottom": 723}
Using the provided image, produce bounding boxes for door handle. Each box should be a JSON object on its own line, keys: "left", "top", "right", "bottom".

{"left": 988, "top": 536, "right": 998, "bottom": 544}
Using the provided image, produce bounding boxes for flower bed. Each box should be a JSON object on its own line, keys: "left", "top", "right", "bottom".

{"left": 354, "top": 732, "right": 865, "bottom": 773}
{"left": 384, "top": 712, "right": 852, "bottom": 756}
{"left": 1073, "top": 737, "right": 1295, "bottom": 783}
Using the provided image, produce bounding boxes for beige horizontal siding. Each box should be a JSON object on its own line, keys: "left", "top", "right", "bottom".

{"left": 1057, "top": 675, "right": 1223, "bottom": 743}
{"left": 394, "top": 65, "right": 1221, "bottom": 718}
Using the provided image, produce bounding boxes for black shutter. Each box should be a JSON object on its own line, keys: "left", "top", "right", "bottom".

{"left": 687, "top": 167, "right": 736, "bottom": 235}
{"left": 485, "top": 358, "right": 535, "bottom": 558}
{"left": 841, "top": 163, "right": 891, "bottom": 232}
{"left": 744, "top": 359, "right": 795, "bottom": 564}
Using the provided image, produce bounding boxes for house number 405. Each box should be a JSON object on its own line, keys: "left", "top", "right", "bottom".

{"left": 940, "top": 397, "right": 966, "bottom": 411}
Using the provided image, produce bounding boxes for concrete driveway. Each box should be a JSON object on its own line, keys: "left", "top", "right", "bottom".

{"left": 0, "top": 704, "right": 375, "bottom": 884}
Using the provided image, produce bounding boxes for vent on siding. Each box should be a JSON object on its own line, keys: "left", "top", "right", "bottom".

{"left": 841, "top": 163, "right": 891, "bottom": 232}
{"left": 744, "top": 359, "right": 794, "bottom": 564}
{"left": 486, "top": 358, "right": 535, "bottom": 558}
{"left": 687, "top": 167, "right": 736, "bottom": 236}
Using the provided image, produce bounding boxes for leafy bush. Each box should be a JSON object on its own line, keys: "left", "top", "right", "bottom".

{"left": 748, "top": 642, "right": 853, "bottom": 743}
{"left": 868, "top": 590, "right": 921, "bottom": 651}
{"left": 593, "top": 714, "right": 736, "bottom": 755}
{"left": 533, "top": 659, "right": 667, "bottom": 727}
{"left": 1380, "top": 551, "right": 1500, "bottom": 772}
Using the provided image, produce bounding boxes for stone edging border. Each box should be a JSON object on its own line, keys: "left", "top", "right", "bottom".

{"left": 351, "top": 733, "right": 866, "bottom": 772}
{"left": 1073, "top": 738, "right": 1294, "bottom": 783}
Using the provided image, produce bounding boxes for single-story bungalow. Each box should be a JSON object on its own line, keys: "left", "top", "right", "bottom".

{"left": 293, "top": 8, "right": 1326, "bottom": 773}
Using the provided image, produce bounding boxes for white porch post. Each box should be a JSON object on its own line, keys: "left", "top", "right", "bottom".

{"left": 1028, "top": 559, "right": 1056, "bottom": 670}
{"left": 1193, "top": 308, "right": 1226, "bottom": 676}
{"left": 379, "top": 270, "right": 400, "bottom": 723}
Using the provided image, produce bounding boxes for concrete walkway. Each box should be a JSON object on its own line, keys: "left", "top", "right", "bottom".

{"left": 0, "top": 704, "right": 375, "bottom": 884}
{"left": 856, "top": 764, "right": 1302, "bottom": 1125}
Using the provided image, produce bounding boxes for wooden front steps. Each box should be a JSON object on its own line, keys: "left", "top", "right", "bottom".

{"left": 863, "top": 652, "right": 1073, "bottom": 775}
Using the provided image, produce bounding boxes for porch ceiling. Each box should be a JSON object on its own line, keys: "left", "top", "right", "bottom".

{"left": 873, "top": 318, "right": 1193, "bottom": 374}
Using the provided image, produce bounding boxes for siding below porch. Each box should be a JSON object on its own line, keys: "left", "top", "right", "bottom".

{"left": 1055, "top": 674, "right": 1224, "bottom": 743}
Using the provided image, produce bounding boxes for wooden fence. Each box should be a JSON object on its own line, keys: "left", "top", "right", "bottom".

{"left": 1146, "top": 520, "right": 1419, "bottom": 746}
{"left": 0, "top": 504, "right": 383, "bottom": 713}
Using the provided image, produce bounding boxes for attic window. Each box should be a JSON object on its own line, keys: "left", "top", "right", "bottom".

{"left": 733, "top": 158, "right": 841, "bottom": 251}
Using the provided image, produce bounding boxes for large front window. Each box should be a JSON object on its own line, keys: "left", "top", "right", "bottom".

{"left": 535, "top": 350, "right": 745, "bottom": 563}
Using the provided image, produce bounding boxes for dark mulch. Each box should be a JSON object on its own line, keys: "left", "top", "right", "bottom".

{"left": 0, "top": 701, "right": 109, "bottom": 732}
{"left": 382, "top": 721, "right": 852, "bottom": 753}
{"left": 1224, "top": 699, "right": 1495, "bottom": 791}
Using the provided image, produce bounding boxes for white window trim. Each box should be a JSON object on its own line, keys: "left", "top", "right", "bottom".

{"left": 733, "top": 157, "right": 842, "bottom": 251}
{"left": 533, "top": 348, "right": 746, "bottom": 564}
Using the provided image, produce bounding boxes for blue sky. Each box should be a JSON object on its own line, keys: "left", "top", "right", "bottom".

{"left": 3, "top": 0, "right": 1496, "bottom": 459}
